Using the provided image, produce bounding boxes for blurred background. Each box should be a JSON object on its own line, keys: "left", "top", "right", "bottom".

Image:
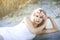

{"left": 0, "top": 0, "right": 60, "bottom": 28}
{"left": 0, "top": 0, "right": 60, "bottom": 40}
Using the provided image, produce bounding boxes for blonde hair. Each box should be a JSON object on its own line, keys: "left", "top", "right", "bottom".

{"left": 30, "top": 8, "right": 46, "bottom": 22}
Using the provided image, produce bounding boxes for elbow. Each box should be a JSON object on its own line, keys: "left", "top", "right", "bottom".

{"left": 53, "top": 26, "right": 58, "bottom": 32}
{"left": 55, "top": 29, "right": 59, "bottom": 32}
{"left": 52, "top": 29, "right": 59, "bottom": 33}
{"left": 54, "top": 28, "right": 59, "bottom": 32}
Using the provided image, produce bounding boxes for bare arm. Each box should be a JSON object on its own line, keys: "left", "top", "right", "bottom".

{"left": 23, "top": 17, "right": 46, "bottom": 34}
{"left": 42, "top": 17, "right": 58, "bottom": 34}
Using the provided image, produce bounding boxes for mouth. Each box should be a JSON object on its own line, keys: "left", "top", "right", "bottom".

{"left": 36, "top": 21, "right": 39, "bottom": 22}
{"left": 36, "top": 21, "right": 40, "bottom": 24}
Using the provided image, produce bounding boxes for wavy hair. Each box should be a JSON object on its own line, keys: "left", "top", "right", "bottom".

{"left": 31, "top": 8, "right": 46, "bottom": 27}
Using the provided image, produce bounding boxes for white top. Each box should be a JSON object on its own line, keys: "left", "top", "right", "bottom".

{"left": 0, "top": 21, "right": 36, "bottom": 40}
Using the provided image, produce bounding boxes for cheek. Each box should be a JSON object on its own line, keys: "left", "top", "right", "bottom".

{"left": 39, "top": 18, "right": 43, "bottom": 22}
{"left": 34, "top": 18, "right": 36, "bottom": 22}
{"left": 33, "top": 17, "right": 36, "bottom": 22}
{"left": 34, "top": 17, "right": 38, "bottom": 21}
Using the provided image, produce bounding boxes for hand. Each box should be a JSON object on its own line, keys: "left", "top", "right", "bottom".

{"left": 42, "top": 13, "right": 47, "bottom": 21}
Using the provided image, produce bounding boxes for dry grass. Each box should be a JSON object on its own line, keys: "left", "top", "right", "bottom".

{"left": 0, "top": 0, "right": 30, "bottom": 18}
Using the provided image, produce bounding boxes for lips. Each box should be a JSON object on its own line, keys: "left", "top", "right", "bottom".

{"left": 36, "top": 21, "right": 39, "bottom": 22}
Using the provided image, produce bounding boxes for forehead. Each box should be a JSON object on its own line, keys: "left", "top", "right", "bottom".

{"left": 33, "top": 10, "right": 40, "bottom": 15}
{"left": 34, "top": 10, "right": 44, "bottom": 16}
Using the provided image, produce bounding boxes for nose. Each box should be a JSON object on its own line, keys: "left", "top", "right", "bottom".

{"left": 36, "top": 17, "right": 40, "bottom": 21}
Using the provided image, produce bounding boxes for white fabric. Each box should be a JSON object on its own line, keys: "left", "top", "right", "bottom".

{"left": 0, "top": 21, "right": 36, "bottom": 40}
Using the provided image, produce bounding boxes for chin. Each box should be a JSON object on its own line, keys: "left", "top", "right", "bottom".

{"left": 35, "top": 21, "right": 42, "bottom": 24}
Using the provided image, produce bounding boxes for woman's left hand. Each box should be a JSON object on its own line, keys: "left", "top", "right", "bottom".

{"left": 43, "top": 15, "right": 47, "bottom": 21}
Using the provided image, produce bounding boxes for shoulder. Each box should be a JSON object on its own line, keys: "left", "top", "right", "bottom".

{"left": 23, "top": 16, "right": 31, "bottom": 22}
{"left": 23, "top": 17, "right": 30, "bottom": 24}
{"left": 23, "top": 17, "right": 33, "bottom": 26}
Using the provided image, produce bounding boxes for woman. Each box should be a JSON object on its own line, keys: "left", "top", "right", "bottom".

{"left": 24, "top": 8, "right": 58, "bottom": 34}
{"left": 0, "top": 8, "right": 58, "bottom": 40}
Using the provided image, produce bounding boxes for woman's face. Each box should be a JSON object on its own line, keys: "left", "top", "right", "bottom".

{"left": 33, "top": 10, "right": 46, "bottom": 25}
